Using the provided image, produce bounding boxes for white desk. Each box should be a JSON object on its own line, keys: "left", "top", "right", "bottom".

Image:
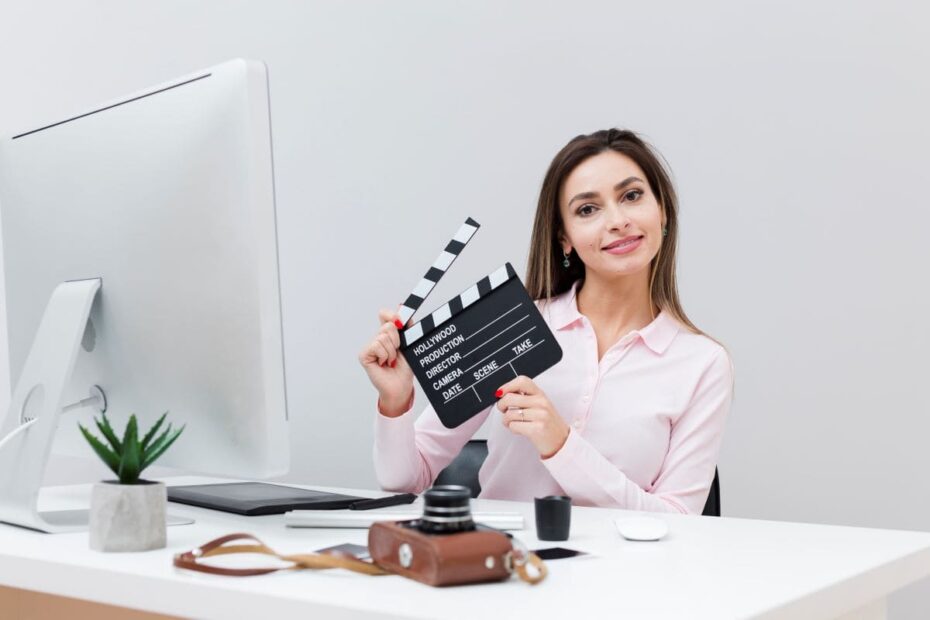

{"left": 1, "top": 476, "right": 929, "bottom": 620}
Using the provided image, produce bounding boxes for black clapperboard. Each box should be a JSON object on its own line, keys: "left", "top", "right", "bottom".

{"left": 397, "top": 218, "right": 563, "bottom": 428}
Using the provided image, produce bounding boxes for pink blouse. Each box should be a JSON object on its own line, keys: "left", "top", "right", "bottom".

{"left": 373, "top": 281, "right": 735, "bottom": 514}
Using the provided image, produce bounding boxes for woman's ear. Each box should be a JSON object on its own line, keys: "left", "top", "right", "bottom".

{"left": 558, "top": 232, "right": 571, "bottom": 255}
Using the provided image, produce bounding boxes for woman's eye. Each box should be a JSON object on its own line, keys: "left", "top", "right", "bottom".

{"left": 624, "top": 189, "right": 643, "bottom": 202}
{"left": 578, "top": 204, "right": 597, "bottom": 216}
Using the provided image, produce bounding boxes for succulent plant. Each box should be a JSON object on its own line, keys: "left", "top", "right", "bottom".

{"left": 78, "top": 412, "right": 184, "bottom": 484}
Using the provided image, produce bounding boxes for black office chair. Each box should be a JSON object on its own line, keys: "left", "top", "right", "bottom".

{"left": 434, "top": 440, "right": 488, "bottom": 498}
{"left": 435, "top": 439, "right": 722, "bottom": 516}
{"left": 703, "top": 468, "right": 721, "bottom": 517}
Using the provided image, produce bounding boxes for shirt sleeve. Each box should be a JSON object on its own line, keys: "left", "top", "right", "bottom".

{"left": 373, "top": 395, "right": 493, "bottom": 494}
{"left": 541, "top": 346, "right": 735, "bottom": 514}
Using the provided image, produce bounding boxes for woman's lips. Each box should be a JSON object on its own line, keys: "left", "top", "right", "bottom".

{"left": 603, "top": 236, "right": 643, "bottom": 255}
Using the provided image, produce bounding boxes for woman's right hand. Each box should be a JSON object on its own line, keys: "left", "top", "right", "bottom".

{"left": 358, "top": 308, "right": 415, "bottom": 417}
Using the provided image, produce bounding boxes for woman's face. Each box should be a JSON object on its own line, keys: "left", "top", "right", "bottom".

{"left": 558, "top": 150, "right": 666, "bottom": 281}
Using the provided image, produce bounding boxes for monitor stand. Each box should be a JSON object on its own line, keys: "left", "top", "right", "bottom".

{"left": 0, "top": 279, "right": 192, "bottom": 532}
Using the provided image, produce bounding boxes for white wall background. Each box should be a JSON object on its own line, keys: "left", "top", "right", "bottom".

{"left": 1, "top": 0, "right": 928, "bottom": 616}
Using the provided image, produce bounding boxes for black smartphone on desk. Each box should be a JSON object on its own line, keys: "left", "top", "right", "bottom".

{"left": 348, "top": 493, "right": 417, "bottom": 510}
{"left": 534, "top": 547, "right": 589, "bottom": 560}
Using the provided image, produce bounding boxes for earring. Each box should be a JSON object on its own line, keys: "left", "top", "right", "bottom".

{"left": 562, "top": 251, "right": 570, "bottom": 268}
{"left": 662, "top": 226, "right": 668, "bottom": 237}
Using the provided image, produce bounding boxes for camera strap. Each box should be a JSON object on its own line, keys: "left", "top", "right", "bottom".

{"left": 173, "top": 531, "right": 547, "bottom": 584}
{"left": 173, "top": 532, "right": 388, "bottom": 577}
{"left": 505, "top": 533, "right": 548, "bottom": 585}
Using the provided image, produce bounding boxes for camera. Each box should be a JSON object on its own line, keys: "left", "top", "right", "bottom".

{"left": 367, "top": 485, "right": 516, "bottom": 586}
{"left": 403, "top": 484, "right": 476, "bottom": 535}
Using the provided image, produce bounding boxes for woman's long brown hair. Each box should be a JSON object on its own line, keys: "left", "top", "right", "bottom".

{"left": 525, "top": 128, "right": 704, "bottom": 336}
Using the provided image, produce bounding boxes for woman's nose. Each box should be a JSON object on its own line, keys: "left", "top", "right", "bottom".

{"left": 606, "top": 203, "right": 631, "bottom": 229}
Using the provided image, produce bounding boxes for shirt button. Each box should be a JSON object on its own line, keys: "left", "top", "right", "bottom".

{"left": 573, "top": 420, "right": 583, "bottom": 429}
{"left": 582, "top": 394, "right": 589, "bottom": 402}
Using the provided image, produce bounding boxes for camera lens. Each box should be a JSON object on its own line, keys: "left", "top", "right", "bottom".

{"left": 418, "top": 485, "right": 476, "bottom": 534}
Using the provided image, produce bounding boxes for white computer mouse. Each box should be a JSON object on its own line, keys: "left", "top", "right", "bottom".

{"left": 615, "top": 517, "right": 669, "bottom": 541}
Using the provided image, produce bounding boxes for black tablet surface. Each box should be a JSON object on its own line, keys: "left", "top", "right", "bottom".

{"left": 167, "top": 482, "right": 368, "bottom": 516}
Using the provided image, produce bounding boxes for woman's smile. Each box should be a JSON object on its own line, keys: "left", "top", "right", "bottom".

{"left": 603, "top": 235, "right": 644, "bottom": 255}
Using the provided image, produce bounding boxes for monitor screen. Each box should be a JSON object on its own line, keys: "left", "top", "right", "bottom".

{"left": 0, "top": 59, "right": 289, "bottom": 480}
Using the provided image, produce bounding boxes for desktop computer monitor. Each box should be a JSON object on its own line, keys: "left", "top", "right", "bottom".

{"left": 0, "top": 59, "right": 290, "bottom": 531}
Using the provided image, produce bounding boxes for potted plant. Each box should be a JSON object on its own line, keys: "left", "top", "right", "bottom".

{"left": 79, "top": 412, "right": 184, "bottom": 552}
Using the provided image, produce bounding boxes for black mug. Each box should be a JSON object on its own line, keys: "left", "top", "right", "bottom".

{"left": 534, "top": 495, "right": 572, "bottom": 541}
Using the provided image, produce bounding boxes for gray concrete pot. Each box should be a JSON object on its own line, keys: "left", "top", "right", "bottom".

{"left": 89, "top": 480, "right": 167, "bottom": 552}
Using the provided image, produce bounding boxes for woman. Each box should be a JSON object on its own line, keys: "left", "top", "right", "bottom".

{"left": 358, "top": 129, "right": 734, "bottom": 514}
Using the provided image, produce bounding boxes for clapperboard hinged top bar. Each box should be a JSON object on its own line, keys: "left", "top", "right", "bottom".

{"left": 396, "top": 217, "right": 480, "bottom": 328}
{"left": 397, "top": 219, "right": 562, "bottom": 428}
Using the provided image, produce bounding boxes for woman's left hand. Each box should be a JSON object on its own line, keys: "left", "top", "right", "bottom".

{"left": 496, "top": 375, "right": 570, "bottom": 459}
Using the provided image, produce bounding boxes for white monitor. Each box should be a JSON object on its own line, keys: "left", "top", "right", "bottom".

{"left": 0, "top": 59, "right": 289, "bottom": 531}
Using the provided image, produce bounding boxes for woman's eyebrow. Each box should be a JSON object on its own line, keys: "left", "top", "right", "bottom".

{"left": 568, "top": 190, "right": 599, "bottom": 206}
{"left": 614, "top": 176, "right": 644, "bottom": 192}
{"left": 568, "top": 176, "right": 645, "bottom": 206}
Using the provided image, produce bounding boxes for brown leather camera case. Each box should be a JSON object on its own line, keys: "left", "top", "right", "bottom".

{"left": 368, "top": 521, "right": 514, "bottom": 586}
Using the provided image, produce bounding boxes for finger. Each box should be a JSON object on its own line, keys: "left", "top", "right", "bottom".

{"left": 394, "top": 304, "right": 412, "bottom": 330}
{"left": 504, "top": 419, "right": 542, "bottom": 437}
{"left": 377, "top": 308, "right": 404, "bottom": 331}
{"left": 396, "top": 305, "right": 416, "bottom": 329}
{"left": 502, "top": 406, "right": 538, "bottom": 427}
{"left": 358, "top": 343, "right": 375, "bottom": 366}
{"left": 379, "top": 321, "right": 401, "bottom": 350}
{"left": 376, "top": 333, "right": 398, "bottom": 365}
{"left": 496, "top": 375, "right": 537, "bottom": 399}
{"left": 370, "top": 338, "right": 393, "bottom": 366}
{"left": 362, "top": 340, "right": 386, "bottom": 366}
{"left": 495, "top": 392, "right": 536, "bottom": 413}
{"left": 379, "top": 331, "right": 401, "bottom": 364}
{"left": 378, "top": 308, "right": 396, "bottom": 325}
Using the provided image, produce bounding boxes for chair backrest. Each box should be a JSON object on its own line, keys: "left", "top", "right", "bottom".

{"left": 434, "top": 440, "right": 488, "bottom": 498}
{"left": 435, "top": 440, "right": 722, "bottom": 516}
{"left": 702, "top": 468, "right": 721, "bottom": 517}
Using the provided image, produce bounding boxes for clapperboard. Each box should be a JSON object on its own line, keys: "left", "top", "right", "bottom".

{"left": 398, "top": 218, "right": 563, "bottom": 428}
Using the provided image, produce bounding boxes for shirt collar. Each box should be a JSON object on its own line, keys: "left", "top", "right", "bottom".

{"left": 546, "top": 280, "right": 586, "bottom": 331}
{"left": 544, "top": 280, "right": 680, "bottom": 355}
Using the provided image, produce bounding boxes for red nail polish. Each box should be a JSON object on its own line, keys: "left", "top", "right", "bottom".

{"left": 394, "top": 319, "right": 403, "bottom": 329}
{"left": 495, "top": 389, "right": 503, "bottom": 398}
{"left": 390, "top": 359, "right": 397, "bottom": 368}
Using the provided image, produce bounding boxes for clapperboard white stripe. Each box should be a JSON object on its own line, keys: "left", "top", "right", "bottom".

{"left": 396, "top": 217, "right": 480, "bottom": 327}
{"left": 401, "top": 263, "right": 517, "bottom": 348}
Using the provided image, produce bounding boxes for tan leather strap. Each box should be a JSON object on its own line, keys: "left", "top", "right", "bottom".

{"left": 174, "top": 532, "right": 546, "bottom": 584}
{"left": 514, "top": 552, "right": 547, "bottom": 585}
{"left": 173, "top": 532, "right": 388, "bottom": 577}
{"left": 496, "top": 531, "right": 548, "bottom": 585}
